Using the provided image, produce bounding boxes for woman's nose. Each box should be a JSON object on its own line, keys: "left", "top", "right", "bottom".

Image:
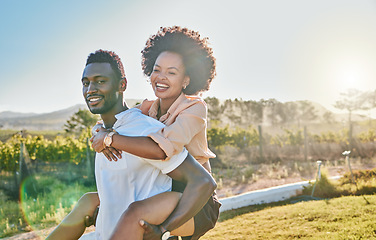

{"left": 157, "top": 72, "right": 166, "bottom": 80}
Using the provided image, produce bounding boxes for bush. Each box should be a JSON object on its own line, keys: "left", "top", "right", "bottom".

{"left": 303, "top": 168, "right": 376, "bottom": 198}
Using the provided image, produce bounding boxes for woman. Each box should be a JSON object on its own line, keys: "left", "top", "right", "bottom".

{"left": 99, "top": 26, "right": 219, "bottom": 240}
{"left": 48, "top": 26, "right": 219, "bottom": 240}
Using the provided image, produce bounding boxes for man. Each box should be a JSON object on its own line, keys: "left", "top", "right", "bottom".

{"left": 82, "top": 49, "right": 216, "bottom": 240}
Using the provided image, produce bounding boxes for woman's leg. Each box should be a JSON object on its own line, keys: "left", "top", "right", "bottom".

{"left": 110, "top": 191, "right": 195, "bottom": 240}
{"left": 46, "top": 192, "right": 100, "bottom": 240}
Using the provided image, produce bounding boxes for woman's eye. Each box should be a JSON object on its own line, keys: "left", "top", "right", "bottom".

{"left": 153, "top": 69, "right": 160, "bottom": 73}
{"left": 169, "top": 72, "right": 176, "bottom": 75}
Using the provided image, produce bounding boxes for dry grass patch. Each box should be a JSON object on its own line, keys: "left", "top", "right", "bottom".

{"left": 202, "top": 195, "right": 376, "bottom": 240}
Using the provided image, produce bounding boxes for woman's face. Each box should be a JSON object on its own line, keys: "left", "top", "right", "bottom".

{"left": 150, "top": 51, "right": 190, "bottom": 101}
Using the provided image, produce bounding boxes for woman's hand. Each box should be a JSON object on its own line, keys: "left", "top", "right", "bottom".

{"left": 90, "top": 127, "right": 122, "bottom": 161}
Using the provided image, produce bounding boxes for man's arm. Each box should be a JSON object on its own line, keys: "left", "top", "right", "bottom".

{"left": 162, "top": 153, "right": 217, "bottom": 233}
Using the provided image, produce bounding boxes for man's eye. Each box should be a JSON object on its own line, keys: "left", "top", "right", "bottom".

{"left": 82, "top": 81, "right": 89, "bottom": 87}
{"left": 98, "top": 80, "right": 106, "bottom": 84}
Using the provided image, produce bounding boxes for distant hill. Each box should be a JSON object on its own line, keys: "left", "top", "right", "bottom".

{"left": 0, "top": 99, "right": 143, "bottom": 131}
{"left": 0, "top": 111, "right": 38, "bottom": 119}
{"left": 0, "top": 99, "right": 368, "bottom": 131}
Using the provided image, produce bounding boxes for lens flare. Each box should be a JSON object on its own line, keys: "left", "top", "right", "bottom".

{"left": 19, "top": 177, "right": 82, "bottom": 237}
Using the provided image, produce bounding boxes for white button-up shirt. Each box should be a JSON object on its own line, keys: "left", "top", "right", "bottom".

{"left": 95, "top": 108, "right": 187, "bottom": 240}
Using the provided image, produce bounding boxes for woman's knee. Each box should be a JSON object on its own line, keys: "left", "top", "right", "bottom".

{"left": 78, "top": 192, "right": 99, "bottom": 211}
{"left": 122, "top": 200, "right": 146, "bottom": 220}
{"left": 125, "top": 201, "right": 144, "bottom": 216}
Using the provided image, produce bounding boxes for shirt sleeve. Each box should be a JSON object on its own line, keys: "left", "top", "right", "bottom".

{"left": 148, "top": 101, "right": 207, "bottom": 160}
{"left": 144, "top": 148, "right": 188, "bottom": 174}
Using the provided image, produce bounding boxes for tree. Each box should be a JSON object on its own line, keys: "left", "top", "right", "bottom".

{"left": 265, "top": 98, "right": 281, "bottom": 126}
{"left": 297, "top": 101, "right": 317, "bottom": 126}
{"left": 334, "top": 89, "right": 368, "bottom": 124}
{"left": 323, "top": 111, "right": 335, "bottom": 124}
{"left": 205, "top": 97, "right": 223, "bottom": 127}
{"left": 64, "top": 109, "right": 99, "bottom": 135}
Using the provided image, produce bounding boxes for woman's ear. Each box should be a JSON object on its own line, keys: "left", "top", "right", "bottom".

{"left": 119, "top": 78, "right": 127, "bottom": 92}
{"left": 183, "top": 76, "right": 190, "bottom": 89}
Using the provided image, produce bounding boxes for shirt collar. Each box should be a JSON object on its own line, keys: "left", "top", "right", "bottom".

{"left": 112, "top": 108, "right": 139, "bottom": 129}
{"left": 149, "top": 93, "right": 187, "bottom": 121}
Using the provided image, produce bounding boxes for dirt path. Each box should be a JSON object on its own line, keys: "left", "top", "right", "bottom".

{"left": 2, "top": 226, "right": 95, "bottom": 240}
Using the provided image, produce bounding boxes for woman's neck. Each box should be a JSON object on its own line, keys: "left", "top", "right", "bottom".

{"left": 158, "top": 94, "right": 182, "bottom": 118}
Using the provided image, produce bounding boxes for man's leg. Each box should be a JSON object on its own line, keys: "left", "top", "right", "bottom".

{"left": 46, "top": 192, "right": 100, "bottom": 240}
{"left": 109, "top": 191, "right": 195, "bottom": 240}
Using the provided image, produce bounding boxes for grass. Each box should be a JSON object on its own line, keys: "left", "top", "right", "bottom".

{"left": 0, "top": 176, "right": 96, "bottom": 238}
{"left": 2, "top": 165, "right": 376, "bottom": 238}
{"left": 202, "top": 168, "right": 376, "bottom": 239}
{"left": 201, "top": 195, "right": 376, "bottom": 240}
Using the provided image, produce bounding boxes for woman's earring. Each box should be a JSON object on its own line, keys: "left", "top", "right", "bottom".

{"left": 183, "top": 85, "right": 187, "bottom": 89}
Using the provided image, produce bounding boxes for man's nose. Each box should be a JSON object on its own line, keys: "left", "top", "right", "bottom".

{"left": 87, "top": 82, "right": 97, "bottom": 93}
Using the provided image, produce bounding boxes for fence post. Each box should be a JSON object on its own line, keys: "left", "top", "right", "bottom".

{"left": 258, "top": 125, "right": 264, "bottom": 161}
{"left": 349, "top": 123, "right": 353, "bottom": 151}
{"left": 304, "top": 126, "right": 308, "bottom": 161}
{"left": 19, "top": 142, "right": 37, "bottom": 196}
{"left": 86, "top": 137, "right": 94, "bottom": 182}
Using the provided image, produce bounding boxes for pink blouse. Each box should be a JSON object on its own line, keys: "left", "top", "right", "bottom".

{"left": 138, "top": 93, "right": 216, "bottom": 165}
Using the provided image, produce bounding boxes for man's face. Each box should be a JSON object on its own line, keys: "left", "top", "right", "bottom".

{"left": 81, "top": 62, "right": 121, "bottom": 114}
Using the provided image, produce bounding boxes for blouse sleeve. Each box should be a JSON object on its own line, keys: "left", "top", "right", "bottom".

{"left": 136, "top": 99, "right": 154, "bottom": 115}
{"left": 148, "top": 101, "right": 207, "bottom": 160}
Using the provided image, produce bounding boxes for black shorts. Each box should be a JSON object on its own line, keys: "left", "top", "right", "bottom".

{"left": 172, "top": 180, "right": 221, "bottom": 240}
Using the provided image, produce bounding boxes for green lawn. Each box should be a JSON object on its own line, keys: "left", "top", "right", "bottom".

{"left": 202, "top": 195, "right": 376, "bottom": 240}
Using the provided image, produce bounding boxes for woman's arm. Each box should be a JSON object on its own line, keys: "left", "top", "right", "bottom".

{"left": 148, "top": 101, "right": 207, "bottom": 160}
{"left": 91, "top": 101, "right": 207, "bottom": 161}
{"left": 91, "top": 127, "right": 166, "bottom": 160}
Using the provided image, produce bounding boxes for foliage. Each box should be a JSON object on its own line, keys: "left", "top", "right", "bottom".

{"left": 0, "top": 177, "right": 96, "bottom": 238}
{"left": 204, "top": 97, "right": 321, "bottom": 128}
{"left": 303, "top": 168, "right": 376, "bottom": 198}
{"left": 358, "top": 129, "right": 376, "bottom": 142}
{"left": 64, "top": 109, "right": 99, "bottom": 136}
{"left": 270, "top": 129, "right": 304, "bottom": 146}
{"left": 207, "top": 124, "right": 231, "bottom": 150}
{"left": 334, "top": 88, "right": 369, "bottom": 123}
{"left": 230, "top": 126, "right": 259, "bottom": 149}
{"left": 0, "top": 130, "right": 92, "bottom": 171}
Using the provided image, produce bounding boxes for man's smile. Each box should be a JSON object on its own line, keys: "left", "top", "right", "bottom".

{"left": 87, "top": 95, "right": 103, "bottom": 105}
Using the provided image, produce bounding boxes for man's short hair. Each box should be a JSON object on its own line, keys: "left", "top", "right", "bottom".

{"left": 86, "top": 50, "right": 126, "bottom": 82}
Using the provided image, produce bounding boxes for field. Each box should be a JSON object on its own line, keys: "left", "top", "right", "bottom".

{"left": 3, "top": 159, "right": 376, "bottom": 240}
{"left": 201, "top": 195, "right": 376, "bottom": 240}
{"left": 2, "top": 115, "right": 376, "bottom": 239}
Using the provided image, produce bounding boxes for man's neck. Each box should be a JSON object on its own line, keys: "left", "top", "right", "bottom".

{"left": 101, "top": 102, "right": 129, "bottom": 129}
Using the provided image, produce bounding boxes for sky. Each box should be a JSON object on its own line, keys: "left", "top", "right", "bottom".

{"left": 1, "top": 0, "right": 376, "bottom": 114}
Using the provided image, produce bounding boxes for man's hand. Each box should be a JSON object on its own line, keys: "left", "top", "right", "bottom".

{"left": 140, "top": 220, "right": 162, "bottom": 240}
